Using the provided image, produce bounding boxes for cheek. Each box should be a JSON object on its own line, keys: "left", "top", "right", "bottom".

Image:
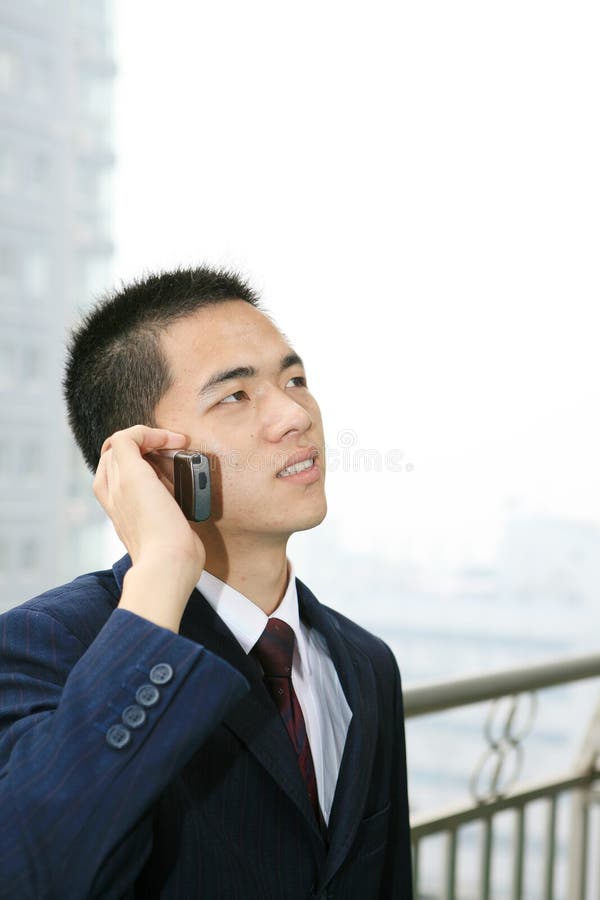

{"left": 218, "top": 450, "right": 261, "bottom": 491}
{"left": 216, "top": 459, "right": 268, "bottom": 521}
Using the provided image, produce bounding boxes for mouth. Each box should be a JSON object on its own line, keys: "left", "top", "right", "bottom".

{"left": 276, "top": 448, "right": 319, "bottom": 479}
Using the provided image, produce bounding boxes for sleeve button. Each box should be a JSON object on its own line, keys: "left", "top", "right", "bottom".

{"left": 106, "top": 724, "right": 131, "bottom": 749}
{"left": 136, "top": 683, "right": 160, "bottom": 707}
{"left": 149, "top": 663, "right": 174, "bottom": 685}
{"left": 122, "top": 704, "right": 147, "bottom": 728}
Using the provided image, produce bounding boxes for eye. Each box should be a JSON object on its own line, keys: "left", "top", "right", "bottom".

{"left": 219, "top": 390, "right": 248, "bottom": 404}
{"left": 286, "top": 376, "right": 307, "bottom": 388}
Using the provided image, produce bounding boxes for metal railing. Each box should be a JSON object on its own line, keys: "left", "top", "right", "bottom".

{"left": 404, "top": 653, "right": 600, "bottom": 900}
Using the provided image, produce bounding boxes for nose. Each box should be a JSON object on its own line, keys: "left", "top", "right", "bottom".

{"left": 259, "top": 384, "right": 313, "bottom": 443}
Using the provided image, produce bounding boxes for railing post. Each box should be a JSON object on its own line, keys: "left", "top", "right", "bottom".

{"left": 444, "top": 829, "right": 457, "bottom": 900}
{"left": 567, "top": 789, "right": 588, "bottom": 900}
{"left": 542, "top": 796, "right": 556, "bottom": 900}
{"left": 512, "top": 806, "right": 525, "bottom": 900}
{"left": 480, "top": 817, "right": 493, "bottom": 900}
{"left": 412, "top": 838, "right": 420, "bottom": 899}
{"left": 567, "top": 695, "right": 600, "bottom": 900}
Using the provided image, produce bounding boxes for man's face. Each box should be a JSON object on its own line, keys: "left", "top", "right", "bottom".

{"left": 154, "top": 300, "right": 327, "bottom": 540}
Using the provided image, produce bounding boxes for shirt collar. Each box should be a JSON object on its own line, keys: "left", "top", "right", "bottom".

{"left": 197, "top": 560, "right": 308, "bottom": 667}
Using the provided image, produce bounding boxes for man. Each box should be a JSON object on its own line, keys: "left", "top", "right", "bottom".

{"left": 0, "top": 267, "right": 412, "bottom": 899}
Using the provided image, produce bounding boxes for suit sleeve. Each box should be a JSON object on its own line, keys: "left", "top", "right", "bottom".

{"left": 381, "top": 646, "right": 414, "bottom": 899}
{"left": 0, "top": 605, "right": 250, "bottom": 900}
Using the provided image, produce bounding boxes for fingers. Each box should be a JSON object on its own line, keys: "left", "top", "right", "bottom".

{"left": 95, "top": 425, "right": 186, "bottom": 508}
{"left": 100, "top": 425, "right": 188, "bottom": 458}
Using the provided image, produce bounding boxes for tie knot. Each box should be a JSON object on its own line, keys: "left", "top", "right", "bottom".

{"left": 253, "top": 618, "right": 295, "bottom": 677}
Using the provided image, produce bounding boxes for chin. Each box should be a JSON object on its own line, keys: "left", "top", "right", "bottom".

{"left": 291, "top": 501, "right": 328, "bottom": 533}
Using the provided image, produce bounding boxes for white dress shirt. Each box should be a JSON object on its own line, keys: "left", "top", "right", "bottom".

{"left": 197, "top": 561, "right": 352, "bottom": 824}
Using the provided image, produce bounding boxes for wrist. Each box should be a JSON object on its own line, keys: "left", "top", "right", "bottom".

{"left": 119, "top": 556, "right": 202, "bottom": 633}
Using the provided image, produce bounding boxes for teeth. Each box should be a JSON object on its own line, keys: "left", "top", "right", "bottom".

{"left": 278, "top": 458, "right": 314, "bottom": 477}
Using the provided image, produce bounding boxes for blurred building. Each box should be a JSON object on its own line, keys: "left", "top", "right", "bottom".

{"left": 0, "top": 1, "right": 115, "bottom": 611}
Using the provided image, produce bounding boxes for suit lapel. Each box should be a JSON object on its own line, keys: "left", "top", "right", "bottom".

{"left": 296, "top": 579, "right": 379, "bottom": 884}
{"left": 180, "top": 586, "right": 325, "bottom": 842}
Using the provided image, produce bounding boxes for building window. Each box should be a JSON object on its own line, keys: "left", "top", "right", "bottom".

{"left": 0, "top": 342, "right": 15, "bottom": 388}
{"left": 31, "top": 151, "right": 51, "bottom": 187}
{"left": 0, "top": 443, "right": 9, "bottom": 479}
{"left": 21, "top": 345, "right": 44, "bottom": 384}
{"left": 18, "top": 442, "right": 43, "bottom": 480}
{"left": 81, "top": 73, "right": 112, "bottom": 120}
{"left": 0, "top": 244, "right": 18, "bottom": 290}
{"left": 0, "top": 539, "right": 8, "bottom": 577}
{"left": 23, "top": 249, "right": 48, "bottom": 299}
{"left": 81, "top": 254, "right": 111, "bottom": 299}
{"left": 19, "top": 537, "right": 40, "bottom": 574}
{"left": 0, "top": 147, "right": 16, "bottom": 193}
{"left": 27, "top": 55, "right": 52, "bottom": 104}
{"left": 0, "top": 49, "right": 17, "bottom": 94}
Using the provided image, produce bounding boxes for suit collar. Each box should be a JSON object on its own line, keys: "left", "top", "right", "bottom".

{"left": 112, "top": 556, "right": 379, "bottom": 880}
{"left": 195, "top": 559, "right": 310, "bottom": 669}
{"left": 296, "top": 578, "right": 379, "bottom": 886}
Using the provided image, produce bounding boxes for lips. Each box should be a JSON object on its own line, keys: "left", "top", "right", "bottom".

{"left": 276, "top": 447, "right": 319, "bottom": 477}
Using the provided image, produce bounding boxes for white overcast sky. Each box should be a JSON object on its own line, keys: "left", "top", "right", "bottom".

{"left": 109, "top": 0, "right": 600, "bottom": 569}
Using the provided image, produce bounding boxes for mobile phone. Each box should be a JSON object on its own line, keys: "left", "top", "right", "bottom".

{"left": 149, "top": 450, "right": 211, "bottom": 521}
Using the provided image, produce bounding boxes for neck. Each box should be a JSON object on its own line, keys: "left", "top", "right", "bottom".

{"left": 197, "top": 525, "right": 291, "bottom": 615}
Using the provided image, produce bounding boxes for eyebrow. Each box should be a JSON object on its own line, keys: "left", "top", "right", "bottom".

{"left": 198, "top": 352, "right": 304, "bottom": 397}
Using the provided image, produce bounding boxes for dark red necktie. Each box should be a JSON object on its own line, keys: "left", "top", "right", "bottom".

{"left": 252, "top": 618, "right": 321, "bottom": 822}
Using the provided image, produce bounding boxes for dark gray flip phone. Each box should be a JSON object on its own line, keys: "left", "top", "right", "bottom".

{"left": 149, "top": 449, "right": 211, "bottom": 521}
{"left": 172, "top": 450, "right": 211, "bottom": 521}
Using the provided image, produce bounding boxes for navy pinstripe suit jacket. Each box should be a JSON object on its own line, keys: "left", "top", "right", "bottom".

{"left": 0, "top": 555, "right": 413, "bottom": 899}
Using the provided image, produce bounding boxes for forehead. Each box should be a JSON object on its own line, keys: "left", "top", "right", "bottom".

{"left": 160, "top": 300, "right": 291, "bottom": 371}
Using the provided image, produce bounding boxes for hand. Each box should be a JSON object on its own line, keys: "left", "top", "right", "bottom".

{"left": 94, "top": 425, "right": 206, "bottom": 631}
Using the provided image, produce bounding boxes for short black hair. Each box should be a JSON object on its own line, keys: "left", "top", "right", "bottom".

{"left": 64, "top": 265, "right": 259, "bottom": 472}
